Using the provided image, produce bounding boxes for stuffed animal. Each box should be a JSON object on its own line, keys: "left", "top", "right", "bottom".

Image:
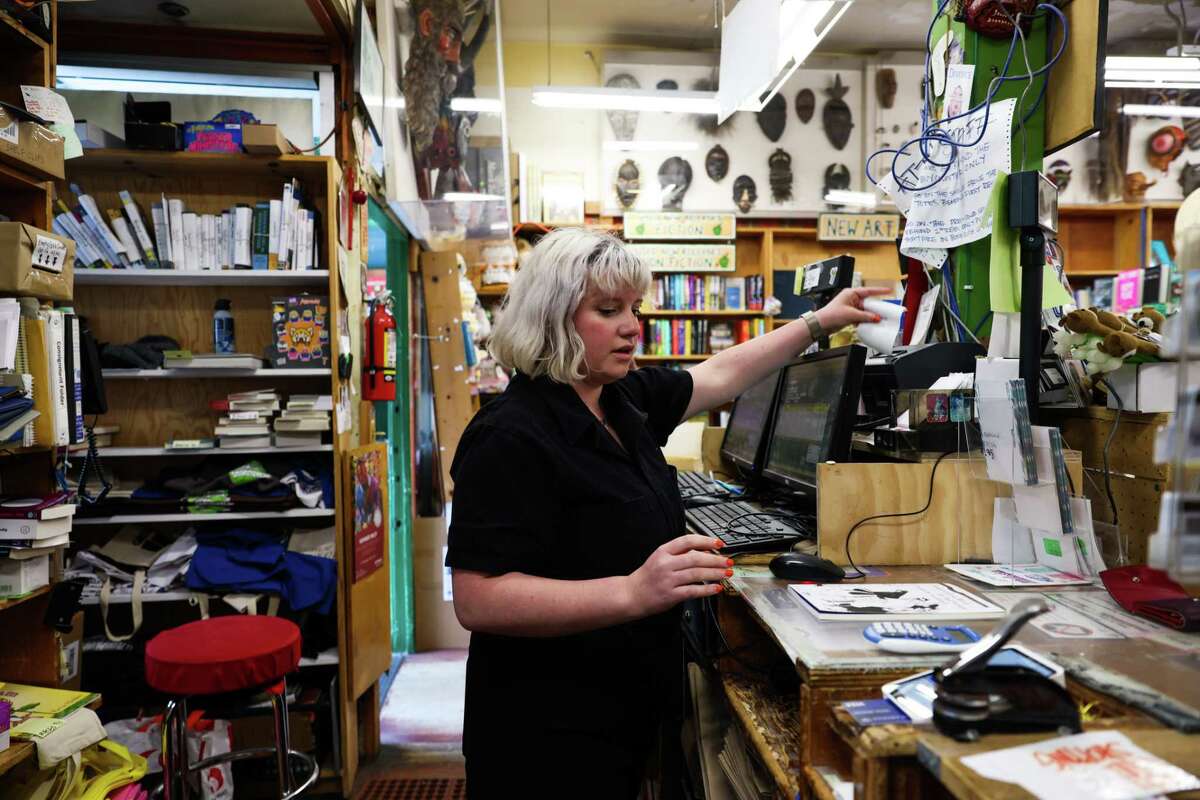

{"left": 1058, "top": 307, "right": 1162, "bottom": 374}
{"left": 1132, "top": 306, "right": 1165, "bottom": 336}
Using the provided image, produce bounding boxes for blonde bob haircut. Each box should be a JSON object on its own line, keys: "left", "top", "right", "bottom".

{"left": 488, "top": 227, "right": 650, "bottom": 383}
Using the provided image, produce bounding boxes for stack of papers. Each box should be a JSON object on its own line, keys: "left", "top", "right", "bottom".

{"left": 274, "top": 394, "right": 331, "bottom": 447}
{"left": 789, "top": 583, "right": 1006, "bottom": 622}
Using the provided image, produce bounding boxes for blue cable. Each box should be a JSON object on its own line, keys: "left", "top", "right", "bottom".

{"left": 867, "top": 3, "right": 1069, "bottom": 193}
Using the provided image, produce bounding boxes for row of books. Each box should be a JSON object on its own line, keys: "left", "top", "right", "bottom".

{"left": 53, "top": 179, "right": 320, "bottom": 271}
{"left": 0, "top": 305, "right": 86, "bottom": 449}
{"left": 1073, "top": 263, "right": 1175, "bottom": 313}
{"left": 650, "top": 274, "right": 764, "bottom": 312}
{"left": 638, "top": 318, "right": 767, "bottom": 357}
{"left": 205, "top": 390, "right": 332, "bottom": 449}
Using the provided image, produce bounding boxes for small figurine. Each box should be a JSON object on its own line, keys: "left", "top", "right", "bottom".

{"left": 756, "top": 92, "right": 787, "bottom": 143}
{"left": 732, "top": 175, "right": 757, "bottom": 214}
{"left": 1123, "top": 171, "right": 1157, "bottom": 202}
{"left": 1181, "top": 163, "right": 1200, "bottom": 198}
{"left": 705, "top": 144, "right": 729, "bottom": 182}
{"left": 795, "top": 88, "right": 815, "bottom": 123}
{"left": 1147, "top": 125, "right": 1186, "bottom": 173}
{"left": 964, "top": 0, "right": 1036, "bottom": 38}
{"left": 614, "top": 159, "right": 640, "bottom": 210}
{"left": 768, "top": 149, "right": 793, "bottom": 203}
{"left": 823, "top": 74, "right": 854, "bottom": 151}
{"left": 658, "top": 157, "right": 693, "bottom": 211}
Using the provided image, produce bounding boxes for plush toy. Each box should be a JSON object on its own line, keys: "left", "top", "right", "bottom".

{"left": 1057, "top": 307, "right": 1162, "bottom": 374}
{"left": 1132, "top": 306, "right": 1166, "bottom": 336}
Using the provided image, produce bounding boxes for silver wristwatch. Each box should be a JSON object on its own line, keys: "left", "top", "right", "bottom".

{"left": 801, "top": 310, "right": 826, "bottom": 340}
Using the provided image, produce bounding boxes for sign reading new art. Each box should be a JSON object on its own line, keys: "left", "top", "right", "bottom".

{"left": 623, "top": 212, "right": 736, "bottom": 240}
{"left": 818, "top": 213, "right": 902, "bottom": 242}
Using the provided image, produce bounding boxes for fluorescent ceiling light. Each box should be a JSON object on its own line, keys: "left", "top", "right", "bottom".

{"left": 602, "top": 140, "right": 701, "bottom": 152}
{"left": 441, "top": 192, "right": 506, "bottom": 202}
{"left": 531, "top": 87, "right": 719, "bottom": 114}
{"left": 1106, "top": 69, "right": 1200, "bottom": 83}
{"left": 1121, "top": 104, "right": 1200, "bottom": 119}
{"left": 824, "top": 190, "right": 878, "bottom": 209}
{"left": 1104, "top": 56, "right": 1200, "bottom": 88}
{"left": 451, "top": 97, "right": 503, "bottom": 113}
{"left": 57, "top": 64, "right": 317, "bottom": 99}
{"left": 1106, "top": 80, "right": 1200, "bottom": 90}
{"left": 1105, "top": 56, "right": 1200, "bottom": 71}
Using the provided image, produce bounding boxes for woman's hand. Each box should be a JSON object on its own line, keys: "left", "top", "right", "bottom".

{"left": 815, "top": 286, "right": 894, "bottom": 334}
{"left": 623, "top": 534, "right": 732, "bottom": 616}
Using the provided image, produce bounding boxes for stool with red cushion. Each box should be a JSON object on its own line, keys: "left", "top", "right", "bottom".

{"left": 145, "top": 616, "right": 318, "bottom": 800}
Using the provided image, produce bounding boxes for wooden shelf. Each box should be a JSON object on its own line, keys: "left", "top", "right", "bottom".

{"left": 68, "top": 150, "right": 335, "bottom": 182}
{"left": 637, "top": 354, "right": 708, "bottom": 362}
{"left": 0, "top": 584, "right": 51, "bottom": 614}
{"left": 1060, "top": 201, "right": 1182, "bottom": 214}
{"left": 75, "top": 508, "right": 335, "bottom": 525}
{"left": 721, "top": 673, "right": 805, "bottom": 799}
{"left": 102, "top": 368, "right": 329, "bottom": 379}
{"left": 0, "top": 742, "right": 36, "bottom": 779}
{"left": 76, "top": 269, "right": 331, "bottom": 287}
{"left": 0, "top": 9, "right": 49, "bottom": 50}
{"left": 476, "top": 284, "right": 508, "bottom": 297}
{"left": 102, "top": 444, "right": 333, "bottom": 457}
{"left": 643, "top": 309, "right": 762, "bottom": 317}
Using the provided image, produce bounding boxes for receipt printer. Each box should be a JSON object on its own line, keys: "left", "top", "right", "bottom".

{"left": 860, "top": 341, "right": 985, "bottom": 421}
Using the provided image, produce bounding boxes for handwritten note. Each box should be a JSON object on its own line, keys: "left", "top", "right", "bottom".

{"left": 881, "top": 98, "right": 1015, "bottom": 258}
{"left": 961, "top": 731, "right": 1200, "bottom": 800}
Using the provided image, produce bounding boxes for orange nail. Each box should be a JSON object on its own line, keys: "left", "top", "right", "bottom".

{"left": 726, "top": 558, "right": 734, "bottom": 567}
{"left": 725, "top": 568, "right": 734, "bottom": 577}
{"left": 712, "top": 584, "right": 723, "bottom": 593}
{"left": 714, "top": 540, "right": 724, "bottom": 549}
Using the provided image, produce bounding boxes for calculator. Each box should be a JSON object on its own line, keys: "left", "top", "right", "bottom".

{"left": 862, "top": 622, "right": 981, "bottom": 654}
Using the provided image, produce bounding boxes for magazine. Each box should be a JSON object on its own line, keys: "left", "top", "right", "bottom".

{"left": 788, "top": 582, "right": 1006, "bottom": 622}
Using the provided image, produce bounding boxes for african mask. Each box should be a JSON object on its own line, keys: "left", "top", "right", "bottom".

{"left": 756, "top": 92, "right": 787, "bottom": 143}
{"left": 732, "top": 175, "right": 757, "bottom": 214}
{"left": 1124, "top": 171, "right": 1157, "bottom": 202}
{"left": 656, "top": 79, "right": 678, "bottom": 91}
{"left": 1148, "top": 125, "right": 1186, "bottom": 173}
{"left": 404, "top": 0, "right": 470, "bottom": 199}
{"left": 823, "top": 75, "right": 854, "bottom": 151}
{"left": 964, "top": 0, "right": 1036, "bottom": 38}
{"left": 615, "top": 159, "right": 640, "bottom": 210}
{"left": 1086, "top": 158, "right": 1104, "bottom": 198}
{"left": 1048, "top": 159, "right": 1072, "bottom": 193}
{"left": 1182, "top": 163, "right": 1200, "bottom": 198}
{"left": 795, "top": 88, "right": 815, "bottom": 124}
{"left": 876, "top": 69, "right": 897, "bottom": 110}
{"left": 658, "top": 157, "right": 693, "bottom": 211}
{"left": 605, "top": 74, "right": 640, "bottom": 141}
{"left": 705, "top": 145, "right": 729, "bottom": 182}
{"left": 823, "top": 164, "right": 851, "bottom": 199}
{"left": 692, "top": 76, "right": 735, "bottom": 137}
{"left": 768, "top": 149, "right": 793, "bottom": 203}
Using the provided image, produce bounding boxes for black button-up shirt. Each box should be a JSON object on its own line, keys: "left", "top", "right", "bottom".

{"left": 446, "top": 366, "right": 693, "bottom": 759}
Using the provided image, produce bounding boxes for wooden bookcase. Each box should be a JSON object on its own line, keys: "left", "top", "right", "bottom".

{"left": 1059, "top": 202, "right": 1180, "bottom": 288}
{"left": 65, "top": 149, "right": 384, "bottom": 795}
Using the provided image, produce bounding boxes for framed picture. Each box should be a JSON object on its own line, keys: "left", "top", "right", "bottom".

{"left": 355, "top": 0, "right": 386, "bottom": 148}
{"left": 349, "top": 444, "right": 389, "bottom": 582}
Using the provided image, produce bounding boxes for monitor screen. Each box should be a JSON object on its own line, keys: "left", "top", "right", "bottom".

{"left": 719, "top": 371, "right": 781, "bottom": 473}
{"left": 763, "top": 346, "right": 865, "bottom": 491}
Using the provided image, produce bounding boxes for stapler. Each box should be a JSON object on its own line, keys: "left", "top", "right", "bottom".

{"left": 932, "top": 598, "right": 1081, "bottom": 741}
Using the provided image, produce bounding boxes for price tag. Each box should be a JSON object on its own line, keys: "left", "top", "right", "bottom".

{"left": 32, "top": 235, "right": 68, "bottom": 273}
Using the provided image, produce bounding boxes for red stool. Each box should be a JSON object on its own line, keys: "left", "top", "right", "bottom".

{"left": 145, "top": 616, "right": 318, "bottom": 800}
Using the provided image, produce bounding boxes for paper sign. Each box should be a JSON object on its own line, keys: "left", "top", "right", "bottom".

{"left": 20, "top": 86, "right": 82, "bottom": 159}
{"left": 31, "top": 235, "right": 67, "bottom": 273}
{"left": 961, "top": 731, "right": 1200, "bottom": 800}
{"left": 623, "top": 212, "right": 735, "bottom": 240}
{"left": 883, "top": 98, "right": 1015, "bottom": 255}
{"left": 945, "top": 563, "right": 1091, "bottom": 587}
{"left": 908, "top": 286, "right": 940, "bottom": 346}
{"left": 943, "top": 64, "right": 975, "bottom": 119}
{"left": 930, "top": 31, "right": 951, "bottom": 98}
{"left": 626, "top": 243, "right": 735, "bottom": 272}
{"left": 857, "top": 299, "right": 904, "bottom": 355}
{"left": 817, "top": 213, "right": 901, "bottom": 242}
{"left": 351, "top": 447, "right": 386, "bottom": 582}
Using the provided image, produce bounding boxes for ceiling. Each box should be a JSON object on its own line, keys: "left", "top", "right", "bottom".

{"left": 57, "top": 0, "right": 1192, "bottom": 53}
{"left": 57, "top": 0, "right": 323, "bottom": 35}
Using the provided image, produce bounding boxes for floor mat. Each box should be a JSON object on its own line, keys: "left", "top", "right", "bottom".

{"left": 379, "top": 650, "right": 467, "bottom": 748}
{"left": 357, "top": 778, "right": 467, "bottom": 800}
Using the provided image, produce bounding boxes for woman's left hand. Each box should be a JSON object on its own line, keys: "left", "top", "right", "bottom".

{"left": 815, "top": 287, "right": 894, "bottom": 334}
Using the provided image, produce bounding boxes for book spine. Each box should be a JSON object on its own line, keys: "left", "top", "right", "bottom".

{"left": 107, "top": 210, "right": 143, "bottom": 266}
{"left": 279, "top": 183, "right": 294, "bottom": 269}
{"left": 168, "top": 199, "right": 186, "bottom": 270}
{"left": 181, "top": 213, "right": 199, "bottom": 272}
{"left": 234, "top": 204, "right": 253, "bottom": 268}
{"left": 268, "top": 199, "right": 282, "bottom": 269}
{"left": 76, "top": 191, "right": 128, "bottom": 264}
{"left": 45, "top": 311, "right": 68, "bottom": 447}
{"left": 69, "top": 315, "right": 83, "bottom": 443}
{"left": 150, "top": 202, "right": 172, "bottom": 268}
{"left": 251, "top": 202, "right": 270, "bottom": 270}
{"left": 120, "top": 190, "right": 158, "bottom": 267}
{"left": 62, "top": 312, "right": 77, "bottom": 445}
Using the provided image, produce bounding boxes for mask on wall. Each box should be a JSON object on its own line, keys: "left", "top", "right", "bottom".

{"left": 964, "top": 0, "right": 1036, "bottom": 38}
{"left": 1086, "top": 158, "right": 1104, "bottom": 198}
{"left": 615, "top": 159, "right": 640, "bottom": 210}
{"left": 403, "top": 0, "right": 469, "bottom": 199}
{"left": 756, "top": 92, "right": 787, "bottom": 142}
{"left": 1123, "top": 171, "right": 1157, "bottom": 202}
{"left": 795, "top": 88, "right": 815, "bottom": 124}
{"left": 876, "top": 69, "right": 897, "bottom": 110}
{"left": 705, "top": 145, "right": 729, "bottom": 182}
{"left": 823, "top": 74, "right": 854, "bottom": 151}
{"left": 692, "top": 76, "right": 735, "bottom": 136}
{"left": 1147, "top": 125, "right": 1186, "bottom": 173}
{"left": 658, "top": 157, "right": 693, "bottom": 211}
{"left": 768, "top": 149, "right": 793, "bottom": 203}
{"left": 732, "top": 175, "right": 757, "bottom": 214}
{"left": 823, "top": 163, "right": 851, "bottom": 199}
{"left": 1047, "top": 159, "right": 1072, "bottom": 193}
{"left": 605, "top": 74, "right": 640, "bottom": 141}
{"left": 1181, "top": 163, "right": 1200, "bottom": 198}
{"left": 1185, "top": 90, "right": 1200, "bottom": 150}
{"left": 656, "top": 79, "right": 678, "bottom": 90}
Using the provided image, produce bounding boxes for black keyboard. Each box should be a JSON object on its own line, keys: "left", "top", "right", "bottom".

{"left": 676, "top": 470, "right": 725, "bottom": 499}
{"left": 684, "top": 500, "right": 812, "bottom": 554}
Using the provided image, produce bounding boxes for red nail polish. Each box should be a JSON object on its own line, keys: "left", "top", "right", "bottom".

{"left": 714, "top": 540, "right": 724, "bottom": 549}
{"left": 726, "top": 558, "right": 734, "bottom": 567}
{"left": 725, "top": 568, "right": 734, "bottom": 577}
{"left": 712, "top": 584, "right": 723, "bottom": 593}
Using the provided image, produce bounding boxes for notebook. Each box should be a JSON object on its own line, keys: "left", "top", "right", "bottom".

{"left": 788, "top": 583, "right": 1006, "bottom": 622}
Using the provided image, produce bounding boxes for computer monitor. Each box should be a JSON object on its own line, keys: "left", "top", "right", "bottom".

{"left": 761, "top": 345, "right": 867, "bottom": 498}
{"left": 719, "top": 370, "right": 783, "bottom": 478}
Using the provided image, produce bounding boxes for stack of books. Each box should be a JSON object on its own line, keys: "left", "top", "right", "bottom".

{"left": 66, "top": 424, "right": 119, "bottom": 456}
{"left": 214, "top": 389, "right": 280, "bottom": 449}
{"left": 163, "top": 351, "right": 265, "bottom": 371}
{"left": 0, "top": 493, "right": 76, "bottom": 597}
{"left": 57, "top": 179, "right": 320, "bottom": 271}
{"left": 274, "top": 395, "right": 331, "bottom": 447}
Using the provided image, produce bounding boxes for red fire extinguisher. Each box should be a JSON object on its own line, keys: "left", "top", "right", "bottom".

{"left": 364, "top": 294, "right": 397, "bottom": 401}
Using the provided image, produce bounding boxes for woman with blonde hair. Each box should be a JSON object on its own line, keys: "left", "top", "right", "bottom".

{"left": 447, "top": 227, "right": 885, "bottom": 798}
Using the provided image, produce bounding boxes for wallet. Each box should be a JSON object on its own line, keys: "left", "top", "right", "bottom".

{"left": 1100, "top": 566, "right": 1200, "bottom": 633}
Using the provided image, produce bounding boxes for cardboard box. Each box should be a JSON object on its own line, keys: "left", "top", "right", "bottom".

{"left": 242, "top": 123, "right": 295, "bottom": 155}
{"left": 1106, "top": 362, "right": 1200, "bottom": 413}
{"left": 413, "top": 513, "right": 470, "bottom": 651}
{"left": 0, "top": 223, "right": 75, "bottom": 302}
{"left": 0, "top": 554, "right": 49, "bottom": 597}
{"left": 0, "top": 106, "right": 65, "bottom": 180}
{"left": 183, "top": 122, "right": 242, "bottom": 153}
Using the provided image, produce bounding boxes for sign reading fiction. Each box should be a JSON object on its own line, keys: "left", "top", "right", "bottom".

{"left": 623, "top": 212, "right": 736, "bottom": 241}
{"left": 817, "top": 213, "right": 902, "bottom": 242}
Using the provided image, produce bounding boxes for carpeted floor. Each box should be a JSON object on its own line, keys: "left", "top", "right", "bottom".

{"left": 353, "top": 650, "right": 468, "bottom": 799}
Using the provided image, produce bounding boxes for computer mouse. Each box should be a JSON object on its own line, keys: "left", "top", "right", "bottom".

{"left": 683, "top": 494, "right": 728, "bottom": 508}
{"left": 769, "top": 552, "right": 845, "bottom": 582}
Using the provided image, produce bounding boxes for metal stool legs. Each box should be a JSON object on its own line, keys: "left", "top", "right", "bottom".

{"left": 158, "top": 682, "right": 319, "bottom": 800}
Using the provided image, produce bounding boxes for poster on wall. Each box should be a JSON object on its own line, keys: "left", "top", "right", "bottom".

{"left": 351, "top": 444, "right": 388, "bottom": 582}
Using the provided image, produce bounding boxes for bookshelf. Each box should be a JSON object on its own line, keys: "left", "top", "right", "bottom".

{"left": 64, "top": 148, "right": 383, "bottom": 793}
{"left": 1059, "top": 202, "right": 1180, "bottom": 278}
